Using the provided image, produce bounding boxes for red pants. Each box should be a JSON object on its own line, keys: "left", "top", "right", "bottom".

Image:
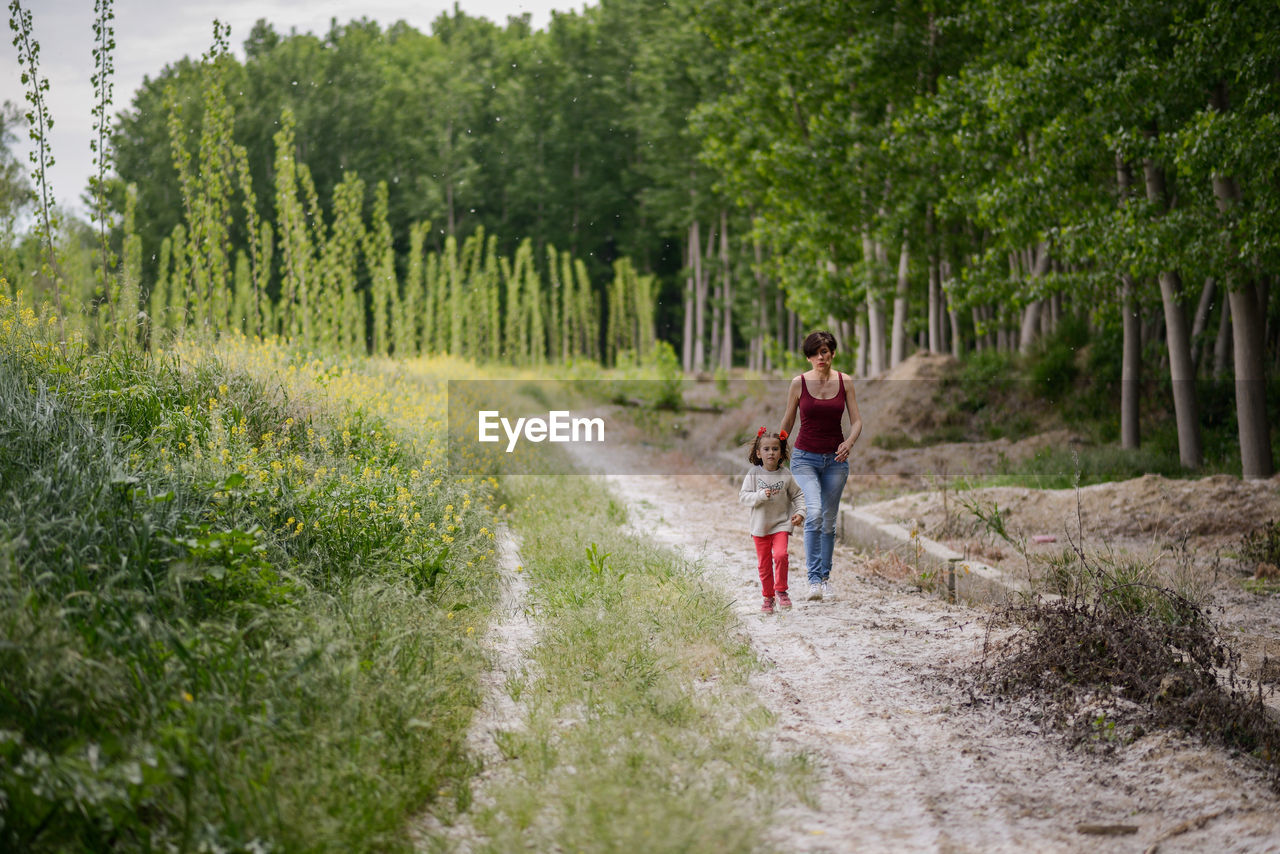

{"left": 753, "top": 531, "right": 790, "bottom": 598}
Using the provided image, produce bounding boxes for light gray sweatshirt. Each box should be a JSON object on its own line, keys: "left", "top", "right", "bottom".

{"left": 738, "top": 464, "right": 806, "bottom": 537}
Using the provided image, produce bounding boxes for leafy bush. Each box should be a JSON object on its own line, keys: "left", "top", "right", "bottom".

{"left": 1029, "top": 338, "right": 1079, "bottom": 402}
{"left": 955, "top": 349, "right": 1015, "bottom": 412}
{"left": 1241, "top": 520, "right": 1280, "bottom": 570}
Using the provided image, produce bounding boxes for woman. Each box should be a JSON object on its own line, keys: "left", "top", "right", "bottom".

{"left": 779, "top": 331, "right": 862, "bottom": 601}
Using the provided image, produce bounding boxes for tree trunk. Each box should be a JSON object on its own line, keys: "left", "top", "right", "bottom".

{"left": 927, "top": 206, "right": 941, "bottom": 353}
{"left": 1209, "top": 78, "right": 1273, "bottom": 476}
{"left": 1120, "top": 275, "right": 1142, "bottom": 450}
{"left": 890, "top": 238, "right": 910, "bottom": 367}
{"left": 928, "top": 259, "right": 941, "bottom": 353}
{"left": 753, "top": 231, "right": 768, "bottom": 373}
{"left": 693, "top": 219, "right": 708, "bottom": 372}
{"left": 773, "top": 288, "right": 785, "bottom": 371}
{"left": 1018, "top": 243, "right": 1051, "bottom": 355}
{"left": 1144, "top": 158, "right": 1202, "bottom": 469}
{"left": 1116, "top": 156, "right": 1141, "bottom": 450}
{"left": 839, "top": 318, "right": 852, "bottom": 372}
{"left": 1190, "top": 277, "right": 1215, "bottom": 375}
{"left": 939, "top": 273, "right": 950, "bottom": 355}
{"left": 1229, "top": 284, "right": 1274, "bottom": 478}
{"left": 860, "top": 229, "right": 884, "bottom": 374}
{"left": 868, "top": 292, "right": 886, "bottom": 375}
{"left": 1158, "top": 267, "right": 1203, "bottom": 468}
{"left": 683, "top": 220, "right": 696, "bottom": 373}
{"left": 1211, "top": 134, "right": 1273, "bottom": 477}
{"left": 1214, "top": 296, "right": 1232, "bottom": 378}
{"left": 720, "top": 209, "right": 732, "bottom": 372}
{"left": 855, "top": 313, "right": 868, "bottom": 377}
{"left": 943, "top": 255, "right": 961, "bottom": 357}
{"left": 1019, "top": 301, "right": 1042, "bottom": 355}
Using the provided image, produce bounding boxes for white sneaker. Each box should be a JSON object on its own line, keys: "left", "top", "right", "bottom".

{"left": 806, "top": 583, "right": 823, "bottom": 601}
{"left": 820, "top": 581, "right": 831, "bottom": 600}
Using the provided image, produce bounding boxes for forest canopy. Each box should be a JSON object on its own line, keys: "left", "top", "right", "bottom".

{"left": 5, "top": 0, "right": 1278, "bottom": 475}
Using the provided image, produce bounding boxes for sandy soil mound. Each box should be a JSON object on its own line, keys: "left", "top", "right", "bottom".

{"left": 860, "top": 473, "right": 1280, "bottom": 563}
{"left": 856, "top": 350, "right": 959, "bottom": 440}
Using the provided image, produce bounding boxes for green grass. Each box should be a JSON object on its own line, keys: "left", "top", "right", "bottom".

{"left": 466, "top": 471, "right": 805, "bottom": 852}
{"left": 0, "top": 297, "right": 500, "bottom": 850}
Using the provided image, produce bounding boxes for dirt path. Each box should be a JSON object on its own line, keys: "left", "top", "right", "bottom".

{"left": 413, "top": 526, "right": 533, "bottom": 852}
{"left": 595, "top": 461, "right": 1280, "bottom": 854}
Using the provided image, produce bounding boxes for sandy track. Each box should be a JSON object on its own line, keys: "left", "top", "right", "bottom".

{"left": 413, "top": 526, "right": 533, "bottom": 852}
{"left": 599, "top": 465, "right": 1280, "bottom": 854}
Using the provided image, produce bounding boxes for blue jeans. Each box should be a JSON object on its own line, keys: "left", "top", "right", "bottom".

{"left": 789, "top": 448, "right": 849, "bottom": 585}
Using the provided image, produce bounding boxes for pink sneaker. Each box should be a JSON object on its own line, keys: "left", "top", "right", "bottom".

{"left": 761, "top": 596, "right": 775, "bottom": 614}
{"left": 776, "top": 591, "right": 792, "bottom": 610}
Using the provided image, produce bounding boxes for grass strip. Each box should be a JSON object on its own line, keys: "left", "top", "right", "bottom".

{"left": 464, "top": 470, "right": 806, "bottom": 852}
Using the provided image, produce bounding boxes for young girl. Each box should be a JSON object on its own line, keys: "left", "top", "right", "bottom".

{"left": 739, "top": 428, "right": 805, "bottom": 614}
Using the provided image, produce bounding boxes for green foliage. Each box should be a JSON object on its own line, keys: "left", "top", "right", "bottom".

{"left": 1028, "top": 337, "right": 1080, "bottom": 403}
{"left": 1241, "top": 520, "right": 1280, "bottom": 570}
{"left": 0, "top": 294, "right": 499, "bottom": 850}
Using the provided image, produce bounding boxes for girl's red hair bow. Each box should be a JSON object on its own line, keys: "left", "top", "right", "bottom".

{"left": 757, "top": 426, "right": 766, "bottom": 437}
{"left": 779, "top": 429, "right": 788, "bottom": 440}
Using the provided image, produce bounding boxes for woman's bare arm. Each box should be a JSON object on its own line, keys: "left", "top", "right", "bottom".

{"left": 835, "top": 372, "right": 863, "bottom": 462}
{"left": 779, "top": 375, "right": 803, "bottom": 436}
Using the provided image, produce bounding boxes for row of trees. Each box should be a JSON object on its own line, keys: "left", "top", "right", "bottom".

{"left": 4, "top": 0, "right": 1277, "bottom": 475}
{"left": 5, "top": 5, "right": 660, "bottom": 367}
{"left": 692, "top": 0, "right": 1278, "bottom": 477}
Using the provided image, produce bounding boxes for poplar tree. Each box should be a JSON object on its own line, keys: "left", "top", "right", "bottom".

{"left": 402, "top": 221, "right": 428, "bottom": 358}
{"left": 483, "top": 232, "right": 501, "bottom": 362}
{"left": 167, "top": 223, "right": 188, "bottom": 330}
{"left": 328, "top": 172, "right": 366, "bottom": 353}
{"left": 90, "top": 0, "right": 116, "bottom": 334}
{"left": 365, "top": 180, "right": 396, "bottom": 356}
{"left": 272, "top": 107, "right": 314, "bottom": 342}
{"left": 446, "top": 235, "right": 462, "bottom": 355}
{"left": 148, "top": 234, "right": 171, "bottom": 341}
{"left": 520, "top": 239, "right": 545, "bottom": 365}
{"left": 115, "top": 182, "right": 141, "bottom": 346}
{"left": 423, "top": 250, "right": 439, "bottom": 354}
{"left": 8, "top": 0, "right": 64, "bottom": 337}
{"left": 502, "top": 246, "right": 522, "bottom": 363}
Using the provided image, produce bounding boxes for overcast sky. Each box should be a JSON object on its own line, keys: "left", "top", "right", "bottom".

{"left": 2, "top": 0, "right": 575, "bottom": 219}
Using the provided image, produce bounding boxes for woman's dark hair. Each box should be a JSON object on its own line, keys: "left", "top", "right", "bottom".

{"left": 802, "top": 330, "right": 838, "bottom": 357}
{"left": 747, "top": 430, "right": 790, "bottom": 465}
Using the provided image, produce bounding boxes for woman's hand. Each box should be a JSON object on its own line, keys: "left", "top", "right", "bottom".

{"left": 835, "top": 437, "right": 854, "bottom": 462}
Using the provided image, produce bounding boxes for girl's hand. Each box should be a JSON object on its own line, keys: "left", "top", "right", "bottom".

{"left": 790, "top": 513, "right": 804, "bottom": 526}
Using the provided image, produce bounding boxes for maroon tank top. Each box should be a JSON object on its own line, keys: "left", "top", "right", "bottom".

{"left": 796, "top": 373, "right": 846, "bottom": 454}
